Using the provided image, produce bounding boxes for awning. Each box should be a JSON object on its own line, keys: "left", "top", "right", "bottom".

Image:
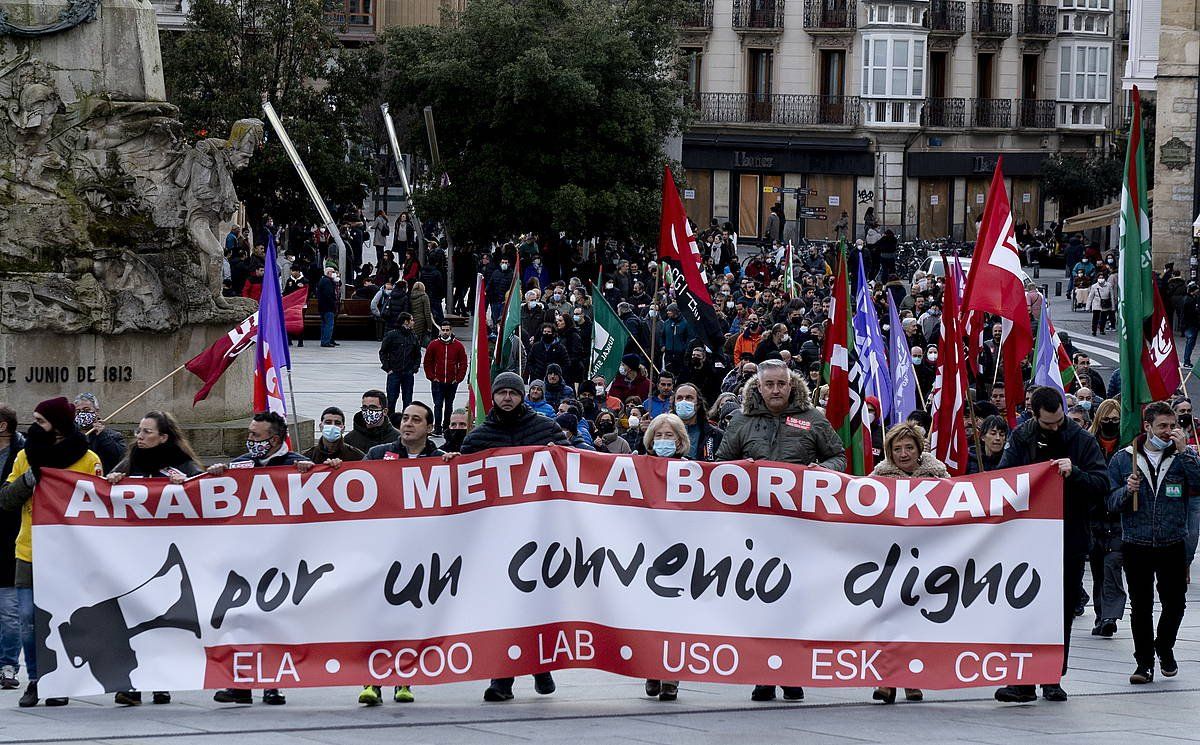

{"left": 1062, "top": 202, "right": 1118, "bottom": 232}
{"left": 1063, "top": 196, "right": 1154, "bottom": 232}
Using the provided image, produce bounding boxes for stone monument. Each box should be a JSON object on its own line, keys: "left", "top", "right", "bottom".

{"left": 0, "top": 0, "right": 309, "bottom": 452}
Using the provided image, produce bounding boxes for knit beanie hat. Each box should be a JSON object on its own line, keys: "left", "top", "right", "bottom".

{"left": 555, "top": 413, "right": 578, "bottom": 433}
{"left": 492, "top": 371, "right": 526, "bottom": 396}
{"left": 35, "top": 397, "right": 76, "bottom": 433}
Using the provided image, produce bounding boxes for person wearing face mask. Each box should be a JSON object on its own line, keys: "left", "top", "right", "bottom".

{"left": 675, "top": 346, "right": 719, "bottom": 403}
{"left": 673, "top": 384, "right": 722, "bottom": 461}
{"left": 71, "top": 393, "right": 126, "bottom": 474}
{"left": 344, "top": 390, "right": 401, "bottom": 452}
{"left": 423, "top": 323, "right": 468, "bottom": 436}
{"left": 592, "top": 410, "right": 632, "bottom": 454}
{"left": 608, "top": 354, "right": 651, "bottom": 403}
{"left": 638, "top": 413, "right": 690, "bottom": 702}
{"left": 869, "top": 422, "right": 950, "bottom": 704}
{"left": 441, "top": 409, "right": 471, "bottom": 452}
{"left": 486, "top": 256, "right": 515, "bottom": 327}
{"left": 1082, "top": 398, "right": 1127, "bottom": 639}
{"left": 993, "top": 387, "right": 1109, "bottom": 703}
{"left": 621, "top": 407, "right": 647, "bottom": 454}
{"left": 527, "top": 324, "right": 570, "bottom": 383}
{"left": 1086, "top": 273, "right": 1116, "bottom": 336}
{"left": 733, "top": 318, "right": 764, "bottom": 364}
{"left": 522, "top": 255, "right": 550, "bottom": 289}
{"left": 456, "top": 373, "right": 569, "bottom": 701}
{"left": 0, "top": 398, "right": 101, "bottom": 708}
{"left": 753, "top": 323, "right": 791, "bottom": 362}
{"left": 0, "top": 405, "right": 23, "bottom": 693}
{"left": 317, "top": 266, "right": 339, "bottom": 347}
{"left": 104, "top": 411, "right": 202, "bottom": 707}
{"left": 715, "top": 360, "right": 844, "bottom": 703}
{"left": 1171, "top": 397, "right": 1197, "bottom": 449}
{"left": 302, "top": 407, "right": 364, "bottom": 466}
{"left": 1107, "top": 401, "right": 1200, "bottom": 685}
{"left": 911, "top": 346, "right": 935, "bottom": 403}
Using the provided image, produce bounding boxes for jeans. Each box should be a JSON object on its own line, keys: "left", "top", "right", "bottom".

{"left": 0, "top": 587, "right": 19, "bottom": 669}
{"left": 16, "top": 583, "right": 34, "bottom": 681}
{"left": 1088, "top": 541, "right": 1127, "bottom": 620}
{"left": 1186, "top": 497, "right": 1200, "bottom": 565}
{"left": 386, "top": 372, "right": 415, "bottom": 415}
{"left": 1123, "top": 541, "right": 1187, "bottom": 668}
{"left": 431, "top": 382, "right": 459, "bottom": 429}
{"left": 1184, "top": 328, "right": 1198, "bottom": 366}
{"left": 320, "top": 312, "right": 335, "bottom": 345}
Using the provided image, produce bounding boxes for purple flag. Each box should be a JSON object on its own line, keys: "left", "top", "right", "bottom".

{"left": 854, "top": 253, "right": 892, "bottom": 424}
{"left": 887, "top": 290, "right": 917, "bottom": 426}
{"left": 253, "top": 231, "right": 290, "bottom": 416}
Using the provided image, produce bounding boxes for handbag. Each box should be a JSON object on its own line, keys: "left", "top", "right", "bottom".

{"left": 1100, "top": 296, "right": 1113, "bottom": 311}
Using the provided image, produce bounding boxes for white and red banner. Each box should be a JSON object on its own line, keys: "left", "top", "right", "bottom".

{"left": 32, "top": 449, "right": 1064, "bottom": 697}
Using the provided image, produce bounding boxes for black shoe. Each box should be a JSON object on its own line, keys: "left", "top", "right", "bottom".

{"left": 1160, "top": 651, "right": 1179, "bottom": 677}
{"left": 782, "top": 686, "right": 804, "bottom": 701}
{"left": 872, "top": 687, "right": 897, "bottom": 704}
{"left": 18, "top": 682, "right": 37, "bottom": 708}
{"left": 320, "top": 343, "right": 335, "bottom": 347}
{"left": 1074, "top": 600, "right": 1087, "bottom": 617}
{"left": 331, "top": 341, "right": 340, "bottom": 346}
{"left": 750, "top": 685, "right": 776, "bottom": 702}
{"left": 994, "top": 685, "right": 1037, "bottom": 703}
{"left": 262, "top": 689, "right": 286, "bottom": 705}
{"left": 45, "top": 696, "right": 68, "bottom": 706}
{"left": 658, "top": 682, "right": 678, "bottom": 702}
{"left": 483, "top": 678, "right": 514, "bottom": 702}
{"left": 1130, "top": 666, "right": 1154, "bottom": 684}
{"left": 213, "top": 688, "right": 253, "bottom": 704}
{"left": 1041, "top": 684, "right": 1067, "bottom": 702}
{"left": 1100, "top": 618, "right": 1118, "bottom": 637}
{"left": 152, "top": 691, "right": 171, "bottom": 704}
{"left": 533, "top": 672, "right": 556, "bottom": 695}
{"left": 645, "top": 679, "right": 661, "bottom": 697}
{"left": 114, "top": 690, "right": 142, "bottom": 706}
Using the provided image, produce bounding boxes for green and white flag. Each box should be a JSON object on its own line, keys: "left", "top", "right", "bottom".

{"left": 588, "top": 284, "right": 629, "bottom": 382}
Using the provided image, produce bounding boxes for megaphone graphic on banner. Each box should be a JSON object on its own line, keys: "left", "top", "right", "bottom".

{"left": 57, "top": 543, "right": 202, "bottom": 691}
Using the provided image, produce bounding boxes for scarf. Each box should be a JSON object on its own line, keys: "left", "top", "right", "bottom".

{"left": 24, "top": 424, "right": 89, "bottom": 477}
{"left": 128, "top": 441, "right": 192, "bottom": 476}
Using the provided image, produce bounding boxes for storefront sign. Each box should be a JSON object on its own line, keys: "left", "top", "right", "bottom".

{"left": 734, "top": 151, "right": 775, "bottom": 169}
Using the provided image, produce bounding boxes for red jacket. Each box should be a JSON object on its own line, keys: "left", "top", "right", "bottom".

{"left": 608, "top": 373, "right": 650, "bottom": 403}
{"left": 423, "top": 336, "right": 468, "bottom": 384}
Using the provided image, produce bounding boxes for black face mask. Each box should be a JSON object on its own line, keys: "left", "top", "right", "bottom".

{"left": 443, "top": 429, "right": 466, "bottom": 451}
{"left": 1179, "top": 414, "right": 1193, "bottom": 430}
{"left": 596, "top": 420, "right": 615, "bottom": 435}
{"left": 1100, "top": 421, "right": 1120, "bottom": 438}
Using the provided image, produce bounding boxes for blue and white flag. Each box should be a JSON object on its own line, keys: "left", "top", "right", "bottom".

{"left": 1032, "top": 293, "right": 1069, "bottom": 411}
{"left": 887, "top": 290, "right": 917, "bottom": 426}
{"left": 853, "top": 253, "right": 892, "bottom": 424}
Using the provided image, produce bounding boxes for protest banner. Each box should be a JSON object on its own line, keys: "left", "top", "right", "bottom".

{"left": 32, "top": 449, "right": 1063, "bottom": 697}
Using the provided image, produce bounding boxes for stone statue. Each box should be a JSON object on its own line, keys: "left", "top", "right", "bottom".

{"left": 0, "top": 48, "right": 264, "bottom": 333}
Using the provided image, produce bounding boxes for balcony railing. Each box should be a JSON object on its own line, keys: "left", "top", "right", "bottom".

{"left": 733, "top": 0, "right": 785, "bottom": 29}
{"left": 1017, "top": 98, "right": 1055, "bottom": 128}
{"left": 692, "top": 93, "right": 860, "bottom": 126}
{"left": 972, "top": 2, "right": 1012, "bottom": 35}
{"left": 922, "top": 98, "right": 968, "bottom": 127}
{"left": 681, "top": 0, "right": 714, "bottom": 29}
{"left": 326, "top": 10, "right": 375, "bottom": 39}
{"left": 926, "top": 0, "right": 967, "bottom": 32}
{"left": 863, "top": 98, "right": 923, "bottom": 126}
{"left": 804, "top": 0, "right": 857, "bottom": 29}
{"left": 1016, "top": 3, "right": 1055, "bottom": 34}
{"left": 1118, "top": 7, "right": 1129, "bottom": 40}
{"left": 1057, "top": 101, "right": 1110, "bottom": 129}
{"left": 971, "top": 98, "right": 1012, "bottom": 127}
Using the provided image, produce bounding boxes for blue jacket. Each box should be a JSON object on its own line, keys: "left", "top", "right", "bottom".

{"left": 1107, "top": 440, "right": 1200, "bottom": 547}
{"left": 658, "top": 317, "right": 692, "bottom": 355}
{"left": 526, "top": 398, "right": 555, "bottom": 418}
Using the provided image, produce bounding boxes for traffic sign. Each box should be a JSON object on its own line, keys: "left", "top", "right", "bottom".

{"left": 798, "top": 208, "right": 828, "bottom": 221}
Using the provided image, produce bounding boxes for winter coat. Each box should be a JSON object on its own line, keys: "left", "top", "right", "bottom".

{"left": 594, "top": 432, "right": 633, "bottom": 454}
{"left": 88, "top": 427, "right": 127, "bottom": 474}
{"left": 423, "top": 335, "right": 468, "bottom": 384}
{"left": 380, "top": 327, "right": 421, "bottom": 375}
{"left": 460, "top": 404, "right": 571, "bottom": 453}
{"left": 685, "top": 419, "right": 724, "bottom": 462}
{"left": 409, "top": 287, "right": 435, "bottom": 339}
{"left": 231, "top": 449, "right": 309, "bottom": 467}
{"left": 872, "top": 452, "right": 950, "bottom": 479}
{"left": 966, "top": 448, "right": 1004, "bottom": 474}
{"left": 343, "top": 413, "right": 401, "bottom": 453}
{"left": 999, "top": 418, "right": 1109, "bottom": 557}
{"left": 527, "top": 339, "right": 569, "bottom": 382}
{"left": 1086, "top": 280, "right": 1115, "bottom": 311}
{"left": 378, "top": 289, "right": 410, "bottom": 329}
{"left": 658, "top": 317, "right": 692, "bottom": 356}
{"left": 714, "top": 372, "right": 846, "bottom": 470}
{"left": 302, "top": 438, "right": 365, "bottom": 464}
{"left": 366, "top": 438, "right": 444, "bottom": 460}
{"left": 486, "top": 267, "right": 515, "bottom": 305}
{"left": 316, "top": 275, "right": 338, "bottom": 315}
{"left": 1107, "top": 439, "right": 1200, "bottom": 547}
{"left": 0, "top": 433, "right": 24, "bottom": 587}
{"left": 526, "top": 398, "right": 555, "bottom": 418}
{"left": 1, "top": 447, "right": 101, "bottom": 565}
{"left": 609, "top": 373, "right": 651, "bottom": 403}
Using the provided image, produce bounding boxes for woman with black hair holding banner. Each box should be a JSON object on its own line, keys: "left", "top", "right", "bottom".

{"left": 868, "top": 422, "right": 950, "bottom": 704}
{"left": 640, "top": 413, "right": 691, "bottom": 702}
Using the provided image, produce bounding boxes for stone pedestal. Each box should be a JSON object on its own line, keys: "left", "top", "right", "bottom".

{"left": 0, "top": 0, "right": 165, "bottom": 104}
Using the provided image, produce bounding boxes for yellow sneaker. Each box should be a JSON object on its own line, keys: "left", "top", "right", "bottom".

{"left": 358, "top": 685, "right": 382, "bottom": 705}
{"left": 393, "top": 685, "right": 414, "bottom": 703}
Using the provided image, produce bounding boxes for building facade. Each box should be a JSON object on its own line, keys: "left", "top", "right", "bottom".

{"left": 150, "top": 0, "right": 463, "bottom": 40}
{"left": 679, "top": 0, "right": 1130, "bottom": 243}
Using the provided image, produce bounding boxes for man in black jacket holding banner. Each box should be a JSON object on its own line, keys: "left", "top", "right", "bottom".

{"left": 459, "top": 372, "right": 569, "bottom": 701}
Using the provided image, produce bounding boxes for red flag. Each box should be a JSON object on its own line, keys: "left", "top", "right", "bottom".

{"left": 659, "top": 166, "right": 712, "bottom": 305}
{"left": 1143, "top": 283, "right": 1182, "bottom": 400}
{"left": 823, "top": 243, "right": 872, "bottom": 475}
{"left": 186, "top": 288, "right": 308, "bottom": 404}
{"left": 960, "top": 158, "right": 1032, "bottom": 426}
{"left": 930, "top": 257, "right": 970, "bottom": 475}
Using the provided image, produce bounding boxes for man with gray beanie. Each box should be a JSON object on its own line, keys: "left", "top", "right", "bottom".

{"left": 458, "top": 371, "right": 569, "bottom": 702}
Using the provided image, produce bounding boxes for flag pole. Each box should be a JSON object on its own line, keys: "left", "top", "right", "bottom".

{"left": 593, "top": 282, "right": 659, "bottom": 378}
{"left": 648, "top": 261, "right": 662, "bottom": 372}
{"left": 285, "top": 367, "right": 302, "bottom": 440}
{"left": 93, "top": 364, "right": 189, "bottom": 430}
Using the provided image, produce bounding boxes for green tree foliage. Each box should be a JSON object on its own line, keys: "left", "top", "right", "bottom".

{"left": 381, "top": 0, "right": 692, "bottom": 243}
{"left": 161, "top": 0, "right": 380, "bottom": 226}
{"left": 1041, "top": 150, "right": 1124, "bottom": 219}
